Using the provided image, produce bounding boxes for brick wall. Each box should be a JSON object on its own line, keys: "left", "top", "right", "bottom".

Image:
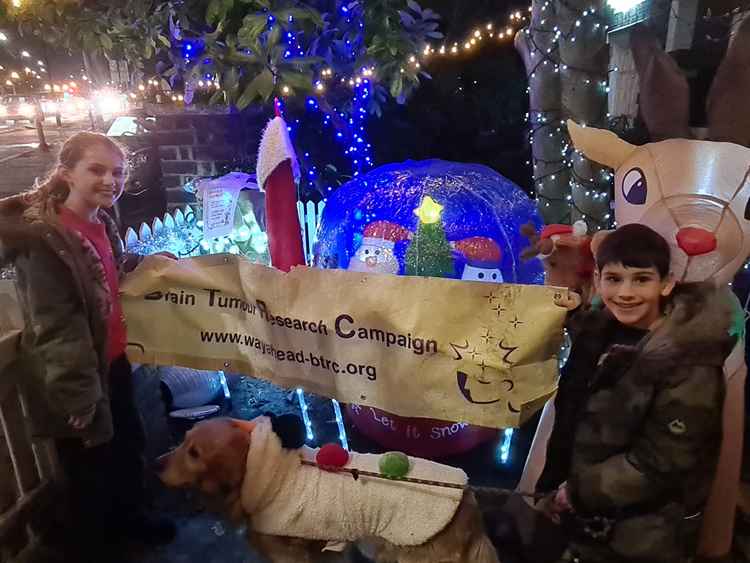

{"left": 149, "top": 110, "right": 266, "bottom": 210}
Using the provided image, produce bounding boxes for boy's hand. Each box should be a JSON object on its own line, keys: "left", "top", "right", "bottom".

{"left": 68, "top": 404, "right": 96, "bottom": 430}
{"left": 539, "top": 482, "right": 574, "bottom": 524}
{"left": 554, "top": 290, "right": 582, "bottom": 311}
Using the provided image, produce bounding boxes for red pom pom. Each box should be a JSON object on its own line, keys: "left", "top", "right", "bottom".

{"left": 316, "top": 443, "right": 349, "bottom": 471}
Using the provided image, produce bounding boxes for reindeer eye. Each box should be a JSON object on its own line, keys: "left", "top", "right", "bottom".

{"left": 745, "top": 198, "right": 750, "bottom": 221}
{"left": 622, "top": 168, "right": 647, "bottom": 205}
{"left": 187, "top": 445, "right": 200, "bottom": 460}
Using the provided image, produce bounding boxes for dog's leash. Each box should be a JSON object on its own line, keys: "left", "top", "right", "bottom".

{"left": 300, "top": 459, "right": 546, "bottom": 500}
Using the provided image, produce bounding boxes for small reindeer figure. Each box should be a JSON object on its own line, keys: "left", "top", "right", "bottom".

{"left": 568, "top": 20, "right": 750, "bottom": 560}
{"left": 520, "top": 220, "right": 595, "bottom": 306}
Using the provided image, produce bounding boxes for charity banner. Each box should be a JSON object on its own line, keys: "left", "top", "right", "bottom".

{"left": 121, "top": 255, "right": 568, "bottom": 428}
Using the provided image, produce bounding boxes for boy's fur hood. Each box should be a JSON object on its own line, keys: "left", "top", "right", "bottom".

{"left": 578, "top": 282, "right": 737, "bottom": 377}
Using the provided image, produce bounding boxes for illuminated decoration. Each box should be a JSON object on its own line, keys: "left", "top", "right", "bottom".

{"left": 124, "top": 178, "right": 269, "bottom": 264}
{"left": 413, "top": 196, "right": 444, "bottom": 224}
{"left": 497, "top": 428, "right": 514, "bottom": 464}
{"left": 406, "top": 196, "right": 454, "bottom": 278}
{"left": 296, "top": 388, "right": 315, "bottom": 442}
{"left": 607, "top": 0, "right": 646, "bottom": 13}
{"left": 518, "top": 1, "right": 613, "bottom": 229}
{"left": 315, "top": 159, "right": 544, "bottom": 458}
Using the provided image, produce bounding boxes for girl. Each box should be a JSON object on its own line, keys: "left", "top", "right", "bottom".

{"left": 0, "top": 132, "right": 175, "bottom": 553}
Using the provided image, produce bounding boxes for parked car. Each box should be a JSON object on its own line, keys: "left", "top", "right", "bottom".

{"left": 0, "top": 93, "right": 69, "bottom": 125}
{"left": 0, "top": 95, "right": 38, "bottom": 124}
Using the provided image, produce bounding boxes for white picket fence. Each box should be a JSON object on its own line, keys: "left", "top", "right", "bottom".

{"left": 125, "top": 200, "right": 326, "bottom": 265}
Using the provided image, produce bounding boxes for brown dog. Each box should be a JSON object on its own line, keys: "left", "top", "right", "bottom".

{"left": 157, "top": 417, "right": 500, "bottom": 563}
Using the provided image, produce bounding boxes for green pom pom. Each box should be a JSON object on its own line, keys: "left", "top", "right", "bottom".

{"left": 379, "top": 451, "right": 410, "bottom": 479}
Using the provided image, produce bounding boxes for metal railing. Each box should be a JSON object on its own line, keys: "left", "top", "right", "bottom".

{"left": 0, "top": 281, "right": 59, "bottom": 562}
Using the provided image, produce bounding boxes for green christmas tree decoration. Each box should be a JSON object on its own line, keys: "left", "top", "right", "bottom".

{"left": 405, "top": 196, "right": 455, "bottom": 278}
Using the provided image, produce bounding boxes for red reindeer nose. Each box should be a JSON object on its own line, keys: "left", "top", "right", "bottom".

{"left": 676, "top": 227, "right": 717, "bottom": 256}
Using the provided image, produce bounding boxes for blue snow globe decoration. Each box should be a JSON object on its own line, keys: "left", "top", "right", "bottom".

{"left": 314, "top": 159, "right": 544, "bottom": 285}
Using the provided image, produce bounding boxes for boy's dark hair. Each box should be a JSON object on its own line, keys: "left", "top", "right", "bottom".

{"left": 596, "top": 224, "right": 671, "bottom": 277}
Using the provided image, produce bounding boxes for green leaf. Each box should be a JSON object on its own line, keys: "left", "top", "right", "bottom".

{"left": 284, "top": 56, "right": 324, "bottom": 66}
{"left": 279, "top": 69, "right": 312, "bottom": 91}
{"left": 223, "top": 66, "right": 240, "bottom": 92}
{"left": 99, "top": 33, "right": 113, "bottom": 51}
{"left": 256, "top": 68, "right": 275, "bottom": 100}
{"left": 267, "top": 24, "right": 281, "bottom": 48}
{"left": 206, "top": 0, "right": 223, "bottom": 25}
{"left": 207, "top": 0, "right": 233, "bottom": 25}
{"left": 208, "top": 89, "right": 225, "bottom": 105}
{"left": 389, "top": 73, "right": 403, "bottom": 99}
{"left": 236, "top": 68, "right": 274, "bottom": 108}
{"left": 237, "top": 14, "right": 267, "bottom": 46}
{"left": 157, "top": 34, "right": 171, "bottom": 47}
{"left": 275, "top": 8, "right": 324, "bottom": 28}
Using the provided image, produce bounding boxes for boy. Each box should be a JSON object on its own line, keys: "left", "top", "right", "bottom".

{"left": 541, "top": 224, "right": 736, "bottom": 562}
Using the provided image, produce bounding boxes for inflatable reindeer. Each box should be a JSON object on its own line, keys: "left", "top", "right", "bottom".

{"left": 566, "top": 21, "right": 750, "bottom": 560}
{"left": 520, "top": 220, "right": 595, "bottom": 305}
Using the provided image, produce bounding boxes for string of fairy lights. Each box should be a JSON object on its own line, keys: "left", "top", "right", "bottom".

{"left": 520, "top": 1, "right": 614, "bottom": 229}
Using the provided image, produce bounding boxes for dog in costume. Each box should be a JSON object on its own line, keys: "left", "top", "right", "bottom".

{"left": 157, "top": 415, "right": 500, "bottom": 563}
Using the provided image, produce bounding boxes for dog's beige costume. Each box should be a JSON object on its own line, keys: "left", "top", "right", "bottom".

{"left": 240, "top": 417, "right": 467, "bottom": 546}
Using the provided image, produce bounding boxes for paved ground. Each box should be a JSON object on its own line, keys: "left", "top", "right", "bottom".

{"left": 0, "top": 119, "right": 90, "bottom": 198}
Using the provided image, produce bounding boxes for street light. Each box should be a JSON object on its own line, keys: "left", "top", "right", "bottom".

{"left": 10, "top": 71, "right": 19, "bottom": 79}
{"left": 0, "top": 32, "right": 7, "bottom": 42}
{"left": 20, "top": 50, "right": 30, "bottom": 58}
{"left": 37, "top": 60, "right": 44, "bottom": 66}
{"left": 5, "top": 80, "right": 12, "bottom": 86}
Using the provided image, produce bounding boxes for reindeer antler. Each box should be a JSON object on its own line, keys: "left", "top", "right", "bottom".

{"left": 707, "top": 17, "right": 750, "bottom": 147}
{"left": 631, "top": 25, "right": 692, "bottom": 141}
{"left": 520, "top": 222, "right": 553, "bottom": 261}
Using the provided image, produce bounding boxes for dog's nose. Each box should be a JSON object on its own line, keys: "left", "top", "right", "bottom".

{"left": 676, "top": 227, "right": 717, "bottom": 256}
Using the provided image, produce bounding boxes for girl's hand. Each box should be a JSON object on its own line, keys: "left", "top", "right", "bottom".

{"left": 554, "top": 290, "right": 582, "bottom": 311}
{"left": 68, "top": 404, "right": 96, "bottom": 430}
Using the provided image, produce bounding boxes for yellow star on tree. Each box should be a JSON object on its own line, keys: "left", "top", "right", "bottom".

{"left": 414, "top": 196, "right": 444, "bottom": 224}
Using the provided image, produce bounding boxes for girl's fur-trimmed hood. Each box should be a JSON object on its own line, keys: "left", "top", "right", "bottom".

{"left": 0, "top": 192, "right": 121, "bottom": 268}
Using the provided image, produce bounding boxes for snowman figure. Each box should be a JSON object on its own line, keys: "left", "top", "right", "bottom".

{"left": 348, "top": 220, "right": 412, "bottom": 275}
{"left": 453, "top": 237, "right": 503, "bottom": 283}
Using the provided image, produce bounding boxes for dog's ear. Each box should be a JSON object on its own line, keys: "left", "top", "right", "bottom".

{"left": 230, "top": 418, "right": 257, "bottom": 434}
